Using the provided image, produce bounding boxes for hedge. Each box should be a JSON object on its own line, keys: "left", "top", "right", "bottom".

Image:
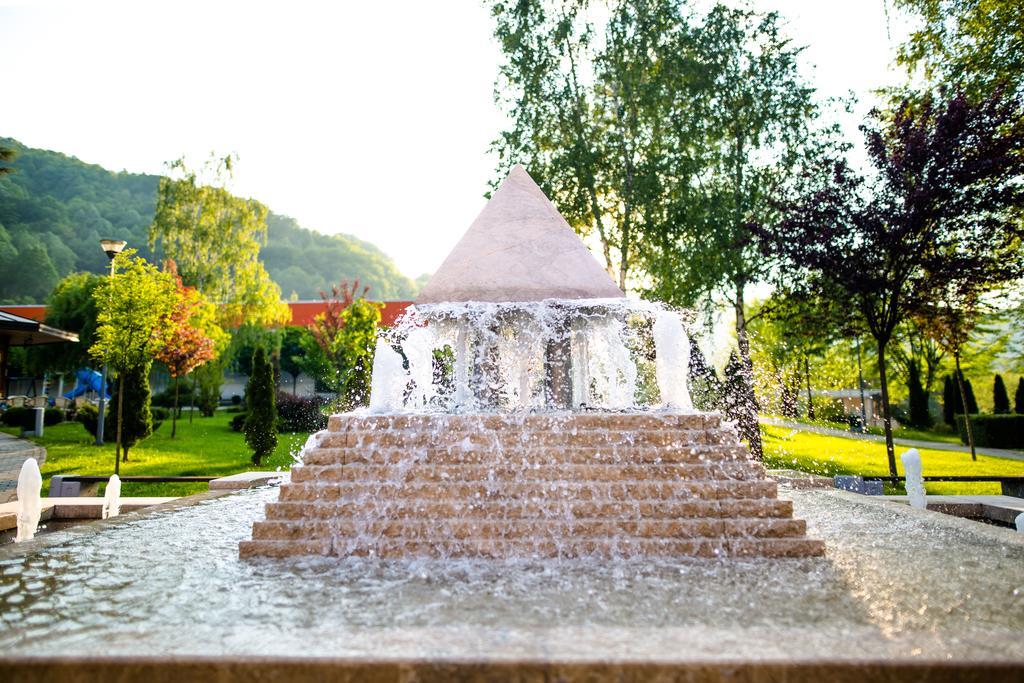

{"left": 955, "top": 414, "right": 1024, "bottom": 449}
{"left": 1, "top": 406, "right": 64, "bottom": 430}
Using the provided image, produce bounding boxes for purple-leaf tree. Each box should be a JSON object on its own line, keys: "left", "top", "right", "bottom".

{"left": 753, "top": 91, "right": 1024, "bottom": 476}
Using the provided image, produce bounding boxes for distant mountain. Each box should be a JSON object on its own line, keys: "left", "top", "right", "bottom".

{"left": 0, "top": 138, "right": 416, "bottom": 304}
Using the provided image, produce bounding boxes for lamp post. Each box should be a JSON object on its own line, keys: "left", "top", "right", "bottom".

{"left": 95, "top": 239, "right": 127, "bottom": 446}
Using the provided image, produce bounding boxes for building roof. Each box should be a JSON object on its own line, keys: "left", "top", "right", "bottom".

{"left": 0, "top": 310, "right": 78, "bottom": 346}
{"left": 416, "top": 165, "right": 625, "bottom": 304}
{"left": 0, "top": 302, "right": 413, "bottom": 332}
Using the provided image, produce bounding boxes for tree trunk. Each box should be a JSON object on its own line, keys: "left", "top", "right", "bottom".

{"left": 876, "top": 342, "right": 898, "bottom": 477}
{"left": 954, "top": 353, "right": 977, "bottom": 461}
{"left": 804, "top": 354, "right": 814, "bottom": 420}
{"left": 733, "top": 283, "right": 763, "bottom": 459}
{"left": 115, "top": 374, "right": 125, "bottom": 472}
{"left": 171, "top": 377, "right": 179, "bottom": 439}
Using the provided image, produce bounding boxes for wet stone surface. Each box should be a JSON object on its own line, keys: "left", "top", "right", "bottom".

{"left": 0, "top": 485, "right": 1022, "bottom": 662}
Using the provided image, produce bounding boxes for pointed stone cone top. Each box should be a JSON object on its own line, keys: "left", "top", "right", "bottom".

{"left": 416, "top": 166, "right": 625, "bottom": 304}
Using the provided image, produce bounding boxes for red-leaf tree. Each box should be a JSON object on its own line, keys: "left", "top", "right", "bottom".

{"left": 156, "top": 261, "right": 226, "bottom": 437}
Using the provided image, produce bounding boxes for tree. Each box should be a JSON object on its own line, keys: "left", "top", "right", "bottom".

{"left": 280, "top": 326, "right": 313, "bottom": 395}
{"left": 310, "top": 281, "right": 381, "bottom": 408}
{"left": 108, "top": 363, "right": 153, "bottom": 462}
{"left": 942, "top": 375, "right": 956, "bottom": 426}
{"left": 895, "top": 0, "right": 1024, "bottom": 99}
{"left": 907, "top": 362, "right": 933, "bottom": 428}
{"left": 244, "top": 347, "right": 277, "bottom": 466}
{"left": 1016, "top": 378, "right": 1024, "bottom": 415}
{"left": 149, "top": 155, "right": 290, "bottom": 328}
{"left": 993, "top": 374, "right": 1010, "bottom": 414}
{"left": 89, "top": 250, "right": 177, "bottom": 473}
{"left": 0, "top": 143, "right": 14, "bottom": 174}
{"left": 753, "top": 91, "right": 1024, "bottom": 475}
{"left": 28, "top": 272, "right": 105, "bottom": 375}
{"left": 154, "top": 262, "right": 226, "bottom": 437}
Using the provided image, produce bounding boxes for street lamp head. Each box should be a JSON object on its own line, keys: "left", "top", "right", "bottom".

{"left": 99, "top": 239, "right": 127, "bottom": 260}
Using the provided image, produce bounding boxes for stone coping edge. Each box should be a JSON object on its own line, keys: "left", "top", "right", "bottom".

{"left": 0, "top": 488, "right": 241, "bottom": 560}
{"left": 0, "top": 655, "right": 1021, "bottom": 682}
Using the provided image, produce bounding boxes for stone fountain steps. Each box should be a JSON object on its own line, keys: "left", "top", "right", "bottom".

{"left": 302, "top": 444, "right": 751, "bottom": 466}
{"left": 276, "top": 479, "right": 780, "bottom": 502}
{"left": 251, "top": 517, "right": 807, "bottom": 540}
{"left": 241, "top": 537, "right": 823, "bottom": 559}
{"left": 263, "top": 498, "right": 795, "bottom": 520}
{"left": 242, "top": 412, "right": 824, "bottom": 559}
{"left": 288, "top": 462, "right": 766, "bottom": 483}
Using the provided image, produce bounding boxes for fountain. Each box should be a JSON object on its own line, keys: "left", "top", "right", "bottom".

{"left": 241, "top": 166, "right": 823, "bottom": 560}
{"left": 15, "top": 458, "right": 42, "bottom": 543}
{"left": 102, "top": 474, "right": 121, "bottom": 519}
{"left": 901, "top": 449, "right": 927, "bottom": 509}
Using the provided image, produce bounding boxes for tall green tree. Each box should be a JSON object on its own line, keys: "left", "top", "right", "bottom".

{"left": 244, "top": 347, "right": 277, "bottom": 466}
{"left": 1015, "top": 377, "right": 1024, "bottom": 415}
{"left": 895, "top": 0, "right": 1024, "bottom": 98}
{"left": 907, "top": 362, "right": 933, "bottom": 428}
{"left": 149, "top": 155, "right": 290, "bottom": 328}
{"left": 89, "top": 250, "right": 177, "bottom": 473}
{"left": 993, "top": 374, "right": 1011, "bottom": 414}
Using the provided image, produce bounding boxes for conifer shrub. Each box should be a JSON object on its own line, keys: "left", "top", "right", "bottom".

{"left": 243, "top": 347, "right": 277, "bottom": 466}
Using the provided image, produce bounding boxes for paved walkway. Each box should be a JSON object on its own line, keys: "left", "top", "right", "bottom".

{"left": 0, "top": 432, "right": 45, "bottom": 504}
{"left": 760, "top": 416, "right": 1024, "bottom": 463}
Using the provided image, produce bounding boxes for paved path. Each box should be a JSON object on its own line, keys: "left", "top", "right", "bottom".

{"left": 760, "top": 416, "right": 1024, "bottom": 463}
{"left": 0, "top": 432, "right": 45, "bottom": 504}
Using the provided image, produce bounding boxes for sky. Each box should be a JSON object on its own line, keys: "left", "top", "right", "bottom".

{"left": 1, "top": 0, "right": 914, "bottom": 280}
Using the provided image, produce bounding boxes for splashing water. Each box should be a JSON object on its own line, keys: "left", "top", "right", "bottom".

{"left": 367, "top": 298, "right": 694, "bottom": 414}
{"left": 900, "top": 449, "right": 927, "bottom": 510}
{"left": 15, "top": 458, "right": 42, "bottom": 542}
{"left": 102, "top": 474, "right": 122, "bottom": 520}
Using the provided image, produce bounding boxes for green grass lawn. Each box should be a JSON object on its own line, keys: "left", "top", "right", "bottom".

{"left": 765, "top": 413, "right": 963, "bottom": 445}
{"left": 3, "top": 412, "right": 308, "bottom": 497}
{"left": 762, "top": 424, "right": 1024, "bottom": 495}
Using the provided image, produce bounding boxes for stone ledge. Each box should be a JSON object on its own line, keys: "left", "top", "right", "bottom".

{"left": 209, "top": 472, "right": 284, "bottom": 490}
{"left": 2, "top": 656, "right": 1022, "bottom": 683}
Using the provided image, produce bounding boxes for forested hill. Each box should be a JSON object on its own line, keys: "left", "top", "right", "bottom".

{"left": 0, "top": 138, "right": 417, "bottom": 303}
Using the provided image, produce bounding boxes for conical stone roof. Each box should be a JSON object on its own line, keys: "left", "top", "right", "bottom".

{"left": 416, "top": 166, "right": 625, "bottom": 304}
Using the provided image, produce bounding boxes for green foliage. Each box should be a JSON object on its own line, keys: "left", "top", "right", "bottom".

{"left": 76, "top": 403, "right": 100, "bottom": 436}
{"left": 907, "top": 363, "right": 933, "bottom": 428}
{"left": 279, "top": 326, "right": 315, "bottom": 394}
{"left": 0, "top": 138, "right": 414, "bottom": 304}
{"left": 30, "top": 272, "right": 106, "bottom": 373}
{"left": 109, "top": 363, "right": 154, "bottom": 461}
{"left": 895, "top": 0, "right": 1023, "bottom": 100}
{"left": 993, "top": 374, "right": 1010, "bottom": 414}
{"left": 0, "top": 407, "right": 59, "bottom": 430}
{"left": 956, "top": 414, "right": 1024, "bottom": 449}
{"left": 943, "top": 375, "right": 956, "bottom": 426}
{"left": 310, "top": 285, "right": 381, "bottom": 408}
{"left": 194, "top": 354, "right": 228, "bottom": 417}
{"left": 243, "top": 347, "right": 277, "bottom": 465}
{"left": 1016, "top": 378, "right": 1024, "bottom": 415}
{"left": 149, "top": 156, "right": 289, "bottom": 328}
{"left": 89, "top": 250, "right": 177, "bottom": 374}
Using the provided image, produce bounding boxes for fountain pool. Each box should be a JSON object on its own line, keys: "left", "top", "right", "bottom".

{"left": 1, "top": 482, "right": 1022, "bottom": 678}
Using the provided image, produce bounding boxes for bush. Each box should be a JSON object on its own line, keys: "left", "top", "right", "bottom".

{"left": 77, "top": 403, "right": 101, "bottom": 436}
{"left": 0, "top": 406, "right": 62, "bottom": 430}
{"left": 955, "top": 414, "right": 1024, "bottom": 449}
{"left": 151, "top": 383, "right": 197, "bottom": 410}
{"left": 77, "top": 402, "right": 167, "bottom": 438}
{"left": 230, "top": 413, "right": 247, "bottom": 432}
{"left": 276, "top": 391, "right": 328, "bottom": 433}
{"left": 818, "top": 398, "right": 847, "bottom": 424}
